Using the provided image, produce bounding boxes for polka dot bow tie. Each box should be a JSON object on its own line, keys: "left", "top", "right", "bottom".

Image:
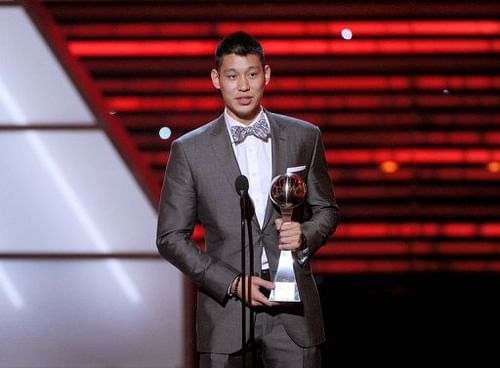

{"left": 230, "top": 118, "right": 271, "bottom": 144}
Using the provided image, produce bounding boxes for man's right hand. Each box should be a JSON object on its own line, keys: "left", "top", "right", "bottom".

{"left": 232, "top": 275, "right": 276, "bottom": 307}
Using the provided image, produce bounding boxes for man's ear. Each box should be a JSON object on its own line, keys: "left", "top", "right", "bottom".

{"left": 264, "top": 64, "right": 271, "bottom": 86}
{"left": 211, "top": 69, "right": 221, "bottom": 90}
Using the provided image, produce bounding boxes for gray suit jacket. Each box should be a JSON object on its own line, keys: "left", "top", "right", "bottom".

{"left": 157, "top": 110, "right": 340, "bottom": 353}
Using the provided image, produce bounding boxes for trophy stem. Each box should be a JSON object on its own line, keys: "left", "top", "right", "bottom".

{"left": 281, "top": 208, "right": 293, "bottom": 223}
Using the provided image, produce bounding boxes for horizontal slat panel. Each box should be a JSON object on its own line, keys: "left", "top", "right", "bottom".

{"left": 39, "top": 0, "right": 500, "bottom": 273}
{"left": 68, "top": 39, "right": 500, "bottom": 57}
{"left": 44, "top": 2, "right": 500, "bottom": 21}
{"left": 61, "top": 20, "right": 500, "bottom": 39}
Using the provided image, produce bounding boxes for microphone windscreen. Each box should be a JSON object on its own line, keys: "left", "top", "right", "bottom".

{"left": 235, "top": 175, "right": 249, "bottom": 194}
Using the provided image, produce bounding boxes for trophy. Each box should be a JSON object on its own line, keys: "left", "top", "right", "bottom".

{"left": 268, "top": 172, "right": 307, "bottom": 302}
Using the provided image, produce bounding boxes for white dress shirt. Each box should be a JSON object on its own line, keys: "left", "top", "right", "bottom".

{"left": 225, "top": 108, "right": 271, "bottom": 270}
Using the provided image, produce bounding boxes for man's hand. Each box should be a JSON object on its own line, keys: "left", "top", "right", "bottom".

{"left": 275, "top": 218, "right": 303, "bottom": 251}
{"left": 231, "top": 275, "right": 276, "bottom": 307}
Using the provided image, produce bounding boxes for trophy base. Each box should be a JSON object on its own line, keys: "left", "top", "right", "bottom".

{"left": 269, "top": 282, "right": 301, "bottom": 303}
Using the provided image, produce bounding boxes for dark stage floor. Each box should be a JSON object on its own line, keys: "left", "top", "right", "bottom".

{"left": 318, "top": 273, "right": 500, "bottom": 367}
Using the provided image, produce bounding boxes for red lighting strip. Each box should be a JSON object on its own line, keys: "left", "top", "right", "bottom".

{"left": 299, "top": 112, "right": 500, "bottom": 128}
{"left": 332, "top": 167, "right": 500, "bottom": 183}
{"left": 127, "top": 112, "right": 500, "bottom": 129}
{"left": 218, "top": 20, "right": 500, "bottom": 37}
{"left": 191, "top": 223, "right": 500, "bottom": 242}
{"left": 336, "top": 222, "right": 500, "bottom": 239}
{"left": 98, "top": 78, "right": 214, "bottom": 93}
{"left": 417, "top": 76, "right": 500, "bottom": 90}
{"left": 69, "top": 39, "right": 500, "bottom": 57}
{"left": 108, "top": 96, "right": 222, "bottom": 111}
{"left": 264, "top": 39, "right": 500, "bottom": 55}
{"left": 326, "top": 131, "right": 500, "bottom": 146}
{"left": 318, "top": 241, "right": 500, "bottom": 256}
{"left": 65, "top": 23, "right": 214, "bottom": 37}
{"left": 107, "top": 94, "right": 499, "bottom": 112}
{"left": 64, "top": 20, "right": 500, "bottom": 38}
{"left": 100, "top": 76, "right": 500, "bottom": 93}
{"left": 312, "top": 260, "right": 500, "bottom": 273}
{"left": 327, "top": 148, "right": 500, "bottom": 165}
{"left": 149, "top": 148, "right": 500, "bottom": 171}
{"left": 69, "top": 40, "right": 217, "bottom": 56}
{"left": 334, "top": 184, "right": 500, "bottom": 199}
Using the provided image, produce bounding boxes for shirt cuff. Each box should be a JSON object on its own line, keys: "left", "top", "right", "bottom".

{"left": 292, "top": 234, "right": 310, "bottom": 265}
{"left": 227, "top": 275, "right": 240, "bottom": 297}
{"left": 293, "top": 247, "right": 310, "bottom": 266}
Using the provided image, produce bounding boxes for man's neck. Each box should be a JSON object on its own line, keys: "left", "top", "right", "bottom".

{"left": 225, "top": 107, "right": 263, "bottom": 126}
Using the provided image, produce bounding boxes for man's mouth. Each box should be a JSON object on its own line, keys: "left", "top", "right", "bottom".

{"left": 237, "top": 96, "right": 253, "bottom": 105}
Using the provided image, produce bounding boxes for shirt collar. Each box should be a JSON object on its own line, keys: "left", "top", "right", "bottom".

{"left": 224, "top": 108, "right": 268, "bottom": 131}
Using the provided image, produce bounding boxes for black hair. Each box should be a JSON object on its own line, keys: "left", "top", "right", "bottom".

{"left": 215, "top": 31, "right": 265, "bottom": 69}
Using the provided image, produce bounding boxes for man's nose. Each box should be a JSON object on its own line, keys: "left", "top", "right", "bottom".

{"left": 238, "top": 77, "right": 250, "bottom": 91}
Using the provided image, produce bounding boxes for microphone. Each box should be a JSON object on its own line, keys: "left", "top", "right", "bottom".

{"left": 235, "top": 175, "right": 249, "bottom": 196}
{"left": 235, "top": 175, "right": 254, "bottom": 220}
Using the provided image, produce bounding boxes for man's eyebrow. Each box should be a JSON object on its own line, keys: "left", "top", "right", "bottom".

{"left": 222, "top": 66, "right": 260, "bottom": 73}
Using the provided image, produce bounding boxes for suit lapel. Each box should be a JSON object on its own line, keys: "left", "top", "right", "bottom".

{"left": 210, "top": 112, "right": 289, "bottom": 230}
{"left": 262, "top": 112, "right": 288, "bottom": 229}
{"left": 209, "top": 115, "right": 242, "bottom": 190}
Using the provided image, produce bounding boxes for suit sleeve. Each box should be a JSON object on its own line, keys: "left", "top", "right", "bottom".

{"left": 156, "top": 139, "right": 239, "bottom": 304}
{"left": 299, "top": 128, "right": 340, "bottom": 263}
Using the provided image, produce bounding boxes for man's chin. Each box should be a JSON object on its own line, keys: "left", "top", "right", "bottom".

{"left": 229, "top": 107, "right": 261, "bottom": 124}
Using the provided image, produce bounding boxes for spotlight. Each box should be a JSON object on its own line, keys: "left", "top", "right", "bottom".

{"left": 379, "top": 160, "right": 399, "bottom": 174}
{"left": 159, "top": 126, "right": 172, "bottom": 140}
{"left": 486, "top": 161, "right": 500, "bottom": 173}
{"left": 341, "top": 28, "right": 353, "bottom": 40}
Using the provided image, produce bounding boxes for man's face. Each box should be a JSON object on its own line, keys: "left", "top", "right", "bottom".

{"left": 211, "top": 53, "right": 271, "bottom": 125}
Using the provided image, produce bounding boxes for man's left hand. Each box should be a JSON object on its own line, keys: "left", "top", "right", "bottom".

{"left": 275, "top": 218, "right": 303, "bottom": 251}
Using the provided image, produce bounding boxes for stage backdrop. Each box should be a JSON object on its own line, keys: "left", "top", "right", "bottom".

{"left": 0, "top": 5, "right": 183, "bottom": 368}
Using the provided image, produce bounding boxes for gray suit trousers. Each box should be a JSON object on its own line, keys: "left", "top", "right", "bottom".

{"left": 199, "top": 308, "right": 321, "bottom": 368}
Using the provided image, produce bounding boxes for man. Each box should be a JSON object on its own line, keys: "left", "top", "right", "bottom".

{"left": 157, "top": 31, "right": 340, "bottom": 368}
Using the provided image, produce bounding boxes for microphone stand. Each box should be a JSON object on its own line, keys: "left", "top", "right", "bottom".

{"left": 245, "top": 195, "right": 255, "bottom": 368}
{"left": 238, "top": 191, "right": 247, "bottom": 368}
{"left": 239, "top": 192, "right": 256, "bottom": 367}
{"left": 236, "top": 175, "right": 255, "bottom": 367}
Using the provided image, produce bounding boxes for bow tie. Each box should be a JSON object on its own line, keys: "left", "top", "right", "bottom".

{"left": 230, "top": 118, "right": 270, "bottom": 144}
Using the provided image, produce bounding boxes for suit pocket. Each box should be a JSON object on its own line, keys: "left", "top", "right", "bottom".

{"left": 287, "top": 165, "right": 306, "bottom": 173}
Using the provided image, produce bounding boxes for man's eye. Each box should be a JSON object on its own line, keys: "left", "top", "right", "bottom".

{"left": 227, "top": 75, "right": 237, "bottom": 79}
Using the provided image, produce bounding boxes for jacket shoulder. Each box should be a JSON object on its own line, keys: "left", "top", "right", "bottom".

{"left": 172, "top": 117, "right": 221, "bottom": 147}
{"left": 267, "top": 111, "right": 320, "bottom": 134}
